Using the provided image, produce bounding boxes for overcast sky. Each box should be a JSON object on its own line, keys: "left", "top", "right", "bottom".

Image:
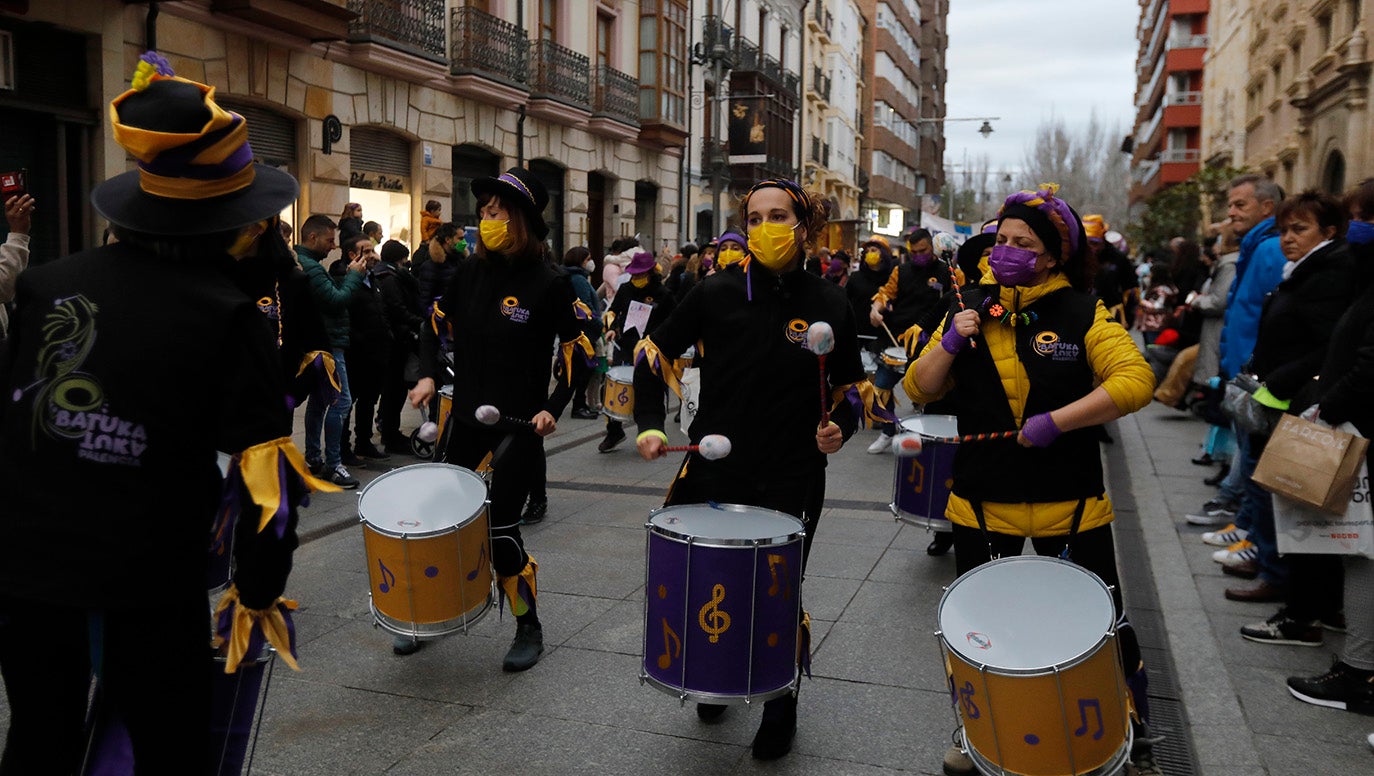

{"left": 942, "top": 0, "right": 1140, "bottom": 179}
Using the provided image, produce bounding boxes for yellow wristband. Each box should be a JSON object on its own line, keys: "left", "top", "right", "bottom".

{"left": 636, "top": 429, "right": 669, "bottom": 445}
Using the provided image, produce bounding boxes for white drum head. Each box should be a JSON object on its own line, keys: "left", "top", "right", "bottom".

{"left": 939, "top": 556, "right": 1115, "bottom": 671}
{"left": 439, "top": 384, "right": 453, "bottom": 399}
{"left": 882, "top": 346, "right": 907, "bottom": 361}
{"left": 359, "top": 463, "right": 487, "bottom": 537}
{"left": 648, "top": 503, "right": 805, "bottom": 547}
{"left": 607, "top": 365, "right": 635, "bottom": 382}
{"left": 898, "top": 414, "right": 960, "bottom": 440}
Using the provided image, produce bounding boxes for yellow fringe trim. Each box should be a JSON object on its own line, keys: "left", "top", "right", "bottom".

{"left": 212, "top": 586, "right": 301, "bottom": 674}
{"left": 560, "top": 333, "right": 596, "bottom": 386}
{"left": 830, "top": 380, "right": 895, "bottom": 427}
{"left": 633, "top": 337, "right": 682, "bottom": 398}
{"left": 498, "top": 556, "right": 538, "bottom": 617}
{"left": 898, "top": 324, "right": 924, "bottom": 358}
{"left": 294, "top": 350, "right": 340, "bottom": 393}
{"left": 239, "top": 437, "right": 340, "bottom": 533}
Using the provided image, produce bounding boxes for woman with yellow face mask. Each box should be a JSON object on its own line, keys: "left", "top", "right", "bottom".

{"left": 714, "top": 231, "right": 748, "bottom": 268}
{"left": 408, "top": 167, "right": 596, "bottom": 671}
{"left": 631, "top": 178, "right": 891, "bottom": 761}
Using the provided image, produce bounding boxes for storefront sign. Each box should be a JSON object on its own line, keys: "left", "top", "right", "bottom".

{"left": 350, "top": 171, "right": 408, "bottom": 192}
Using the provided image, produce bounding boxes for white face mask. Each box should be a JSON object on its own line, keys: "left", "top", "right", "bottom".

{"left": 583, "top": 259, "right": 595, "bottom": 272}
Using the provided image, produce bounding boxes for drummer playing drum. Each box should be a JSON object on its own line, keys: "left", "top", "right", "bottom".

{"left": 906, "top": 184, "right": 1159, "bottom": 776}
{"left": 635, "top": 178, "right": 889, "bottom": 760}
{"left": 597, "top": 250, "right": 676, "bottom": 453}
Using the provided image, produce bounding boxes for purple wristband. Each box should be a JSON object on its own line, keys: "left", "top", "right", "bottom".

{"left": 940, "top": 327, "right": 969, "bottom": 355}
{"left": 1020, "top": 412, "right": 1062, "bottom": 447}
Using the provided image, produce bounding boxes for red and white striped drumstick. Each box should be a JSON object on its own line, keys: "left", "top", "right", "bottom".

{"left": 660, "top": 434, "right": 731, "bottom": 460}
{"left": 806, "top": 322, "right": 835, "bottom": 425}
{"left": 891, "top": 430, "right": 1018, "bottom": 455}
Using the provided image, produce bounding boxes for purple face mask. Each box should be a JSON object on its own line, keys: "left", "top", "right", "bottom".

{"left": 910, "top": 252, "right": 935, "bottom": 267}
{"left": 988, "top": 244, "right": 1042, "bottom": 286}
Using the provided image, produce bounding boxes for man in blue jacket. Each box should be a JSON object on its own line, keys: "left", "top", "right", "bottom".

{"left": 296, "top": 213, "right": 368, "bottom": 488}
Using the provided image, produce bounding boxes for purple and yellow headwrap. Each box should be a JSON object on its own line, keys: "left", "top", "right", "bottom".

{"left": 997, "top": 183, "right": 1081, "bottom": 262}
{"left": 740, "top": 178, "right": 815, "bottom": 225}
{"left": 1082, "top": 214, "right": 1108, "bottom": 244}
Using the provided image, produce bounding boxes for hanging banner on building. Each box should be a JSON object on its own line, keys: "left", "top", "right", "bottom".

{"left": 728, "top": 97, "right": 767, "bottom": 165}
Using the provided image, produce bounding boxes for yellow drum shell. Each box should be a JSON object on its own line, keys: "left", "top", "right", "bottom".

{"left": 880, "top": 346, "right": 908, "bottom": 370}
{"left": 603, "top": 365, "right": 635, "bottom": 422}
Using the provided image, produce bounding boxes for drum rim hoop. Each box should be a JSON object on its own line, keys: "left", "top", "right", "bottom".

{"left": 646, "top": 502, "right": 806, "bottom": 546}
{"left": 936, "top": 555, "right": 1117, "bottom": 670}
{"left": 358, "top": 462, "right": 489, "bottom": 537}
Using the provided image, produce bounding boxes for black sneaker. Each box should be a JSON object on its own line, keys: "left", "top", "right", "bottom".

{"left": 750, "top": 694, "right": 797, "bottom": 760}
{"left": 1240, "top": 609, "right": 1322, "bottom": 646}
{"left": 329, "top": 464, "right": 360, "bottom": 490}
{"left": 522, "top": 499, "right": 547, "bottom": 524}
{"left": 341, "top": 450, "right": 367, "bottom": 469}
{"left": 927, "top": 532, "right": 954, "bottom": 556}
{"left": 1287, "top": 660, "right": 1374, "bottom": 714}
{"left": 356, "top": 441, "right": 391, "bottom": 461}
{"left": 502, "top": 622, "right": 544, "bottom": 672}
{"left": 392, "top": 635, "right": 423, "bottom": 656}
{"left": 696, "top": 703, "right": 727, "bottom": 723}
{"left": 598, "top": 425, "right": 626, "bottom": 453}
{"left": 571, "top": 407, "right": 600, "bottom": 420}
{"left": 306, "top": 456, "right": 324, "bottom": 477}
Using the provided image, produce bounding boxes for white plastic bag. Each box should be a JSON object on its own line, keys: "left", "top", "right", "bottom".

{"left": 1274, "top": 457, "right": 1374, "bottom": 557}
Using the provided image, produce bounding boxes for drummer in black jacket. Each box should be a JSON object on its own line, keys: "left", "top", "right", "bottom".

{"left": 598, "top": 249, "right": 676, "bottom": 452}
{"left": 634, "top": 178, "right": 886, "bottom": 761}
{"left": 409, "top": 167, "right": 594, "bottom": 671}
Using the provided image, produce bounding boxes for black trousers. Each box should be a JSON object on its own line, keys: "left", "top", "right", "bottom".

{"left": 0, "top": 593, "right": 209, "bottom": 776}
{"left": 377, "top": 348, "right": 414, "bottom": 444}
{"left": 951, "top": 522, "right": 1142, "bottom": 679}
{"left": 1285, "top": 553, "right": 1345, "bottom": 622}
{"left": 442, "top": 423, "right": 534, "bottom": 578}
{"left": 347, "top": 354, "right": 385, "bottom": 449}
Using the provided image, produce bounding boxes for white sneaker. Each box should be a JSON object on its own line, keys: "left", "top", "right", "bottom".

{"left": 1211, "top": 539, "right": 1255, "bottom": 564}
{"left": 1218, "top": 541, "right": 1258, "bottom": 568}
{"left": 867, "top": 432, "right": 894, "bottom": 454}
{"left": 1366, "top": 731, "right": 1373, "bottom": 751}
{"left": 1202, "top": 524, "right": 1247, "bottom": 547}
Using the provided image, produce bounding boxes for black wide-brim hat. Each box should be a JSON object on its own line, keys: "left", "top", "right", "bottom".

{"left": 471, "top": 166, "right": 550, "bottom": 241}
{"left": 91, "top": 66, "right": 299, "bottom": 236}
{"left": 955, "top": 232, "right": 996, "bottom": 282}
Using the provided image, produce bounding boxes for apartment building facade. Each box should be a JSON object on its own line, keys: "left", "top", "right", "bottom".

{"left": 1130, "top": 0, "right": 1209, "bottom": 207}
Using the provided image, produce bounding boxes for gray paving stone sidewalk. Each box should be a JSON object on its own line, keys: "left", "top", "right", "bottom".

{"left": 3, "top": 396, "right": 1372, "bottom": 774}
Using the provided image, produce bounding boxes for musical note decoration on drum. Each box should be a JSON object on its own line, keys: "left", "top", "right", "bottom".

{"left": 360, "top": 464, "right": 495, "bottom": 640}
{"left": 602, "top": 365, "right": 636, "bottom": 422}
{"left": 641, "top": 503, "right": 805, "bottom": 704}
{"left": 890, "top": 415, "right": 959, "bottom": 532}
{"left": 936, "top": 556, "right": 1132, "bottom": 776}
{"left": 698, "top": 584, "right": 731, "bottom": 643}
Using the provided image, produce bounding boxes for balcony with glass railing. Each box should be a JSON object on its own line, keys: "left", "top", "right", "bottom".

{"left": 347, "top": 0, "right": 446, "bottom": 61}
{"left": 450, "top": 5, "right": 530, "bottom": 88}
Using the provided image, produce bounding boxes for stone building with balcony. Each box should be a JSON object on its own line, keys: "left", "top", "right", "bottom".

{"left": 1130, "top": 0, "right": 1209, "bottom": 207}
{"left": 1200, "top": 0, "right": 1251, "bottom": 171}
{"left": 1241, "top": 0, "right": 1370, "bottom": 195}
{"left": 858, "top": 0, "right": 945, "bottom": 239}
{"left": 800, "top": 0, "right": 867, "bottom": 251}
{"left": 0, "top": 0, "right": 688, "bottom": 262}
{"left": 685, "top": 1, "right": 805, "bottom": 244}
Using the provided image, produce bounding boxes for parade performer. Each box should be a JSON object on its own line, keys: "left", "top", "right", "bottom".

{"left": 866, "top": 228, "right": 953, "bottom": 452}
{"left": 0, "top": 54, "right": 331, "bottom": 772}
{"left": 906, "top": 184, "right": 1158, "bottom": 776}
{"left": 598, "top": 249, "right": 676, "bottom": 453}
{"left": 634, "top": 178, "right": 888, "bottom": 760}
{"left": 713, "top": 231, "right": 748, "bottom": 269}
{"left": 408, "top": 167, "right": 593, "bottom": 671}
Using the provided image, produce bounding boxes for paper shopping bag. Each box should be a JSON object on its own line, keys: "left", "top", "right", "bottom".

{"left": 1274, "top": 460, "right": 1374, "bottom": 556}
{"left": 1253, "top": 415, "right": 1369, "bottom": 514}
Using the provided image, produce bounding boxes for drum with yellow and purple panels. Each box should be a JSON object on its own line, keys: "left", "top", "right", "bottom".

{"left": 891, "top": 414, "right": 959, "bottom": 531}
{"left": 642, "top": 503, "right": 805, "bottom": 704}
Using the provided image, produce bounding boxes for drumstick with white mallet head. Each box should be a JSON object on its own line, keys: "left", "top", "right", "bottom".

{"left": 474, "top": 404, "right": 538, "bottom": 431}
{"left": 805, "top": 321, "right": 835, "bottom": 425}
{"left": 659, "top": 434, "right": 732, "bottom": 460}
{"left": 890, "top": 429, "right": 1019, "bottom": 455}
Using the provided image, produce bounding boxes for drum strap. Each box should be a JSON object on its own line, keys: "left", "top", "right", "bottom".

{"left": 1059, "top": 499, "right": 1088, "bottom": 561}
{"left": 969, "top": 498, "right": 1087, "bottom": 560}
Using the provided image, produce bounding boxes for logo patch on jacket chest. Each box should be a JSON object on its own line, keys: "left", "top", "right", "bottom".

{"left": 785, "top": 318, "right": 810, "bottom": 344}
{"left": 1032, "top": 330, "right": 1081, "bottom": 362}
{"left": 500, "top": 295, "right": 531, "bottom": 323}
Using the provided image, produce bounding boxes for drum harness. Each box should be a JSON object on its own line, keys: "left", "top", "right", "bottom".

{"left": 969, "top": 498, "right": 1088, "bottom": 562}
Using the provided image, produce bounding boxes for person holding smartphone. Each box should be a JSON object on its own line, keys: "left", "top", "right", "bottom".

{"left": 1, "top": 192, "right": 35, "bottom": 341}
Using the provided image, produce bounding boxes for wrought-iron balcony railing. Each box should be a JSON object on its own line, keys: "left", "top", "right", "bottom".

{"left": 702, "top": 15, "right": 737, "bottom": 67}
{"left": 784, "top": 69, "right": 800, "bottom": 97}
{"left": 593, "top": 65, "right": 639, "bottom": 126}
{"left": 736, "top": 38, "right": 760, "bottom": 72}
{"left": 531, "top": 39, "right": 590, "bottom": 107}
{"left": 762, "top": 54, "right": 782, "bottom": 84}
{"left": 822, "top": 142, "right": 831, "bottom": 167}
{"left": 450, "top": 5, "right": 530, "bottom": 86}
{"left": 348, "top": 0, "right": 446, "bottom": 60}
{"left": 811, "top": 136, "right": 822, "bottom": 163}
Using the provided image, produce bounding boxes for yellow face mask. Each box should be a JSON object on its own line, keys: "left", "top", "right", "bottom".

{"left": 480, "top": 219, "right": 511, "bottom": 252}
{"left": 864, "top": 249, "right": 882, "bottom": 268}
{"left": 717, "top": 247, "right": 745, "bottom": 267}
{"left": 630, "top": 274, "right": 650, "bottom": 288}
{"left": 747, "top": 222, "right": 801, "bottom": 271}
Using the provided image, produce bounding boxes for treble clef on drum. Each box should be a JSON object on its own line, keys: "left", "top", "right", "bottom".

{"left": 698, "top": 583, "right": 731, "bottom": 643}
